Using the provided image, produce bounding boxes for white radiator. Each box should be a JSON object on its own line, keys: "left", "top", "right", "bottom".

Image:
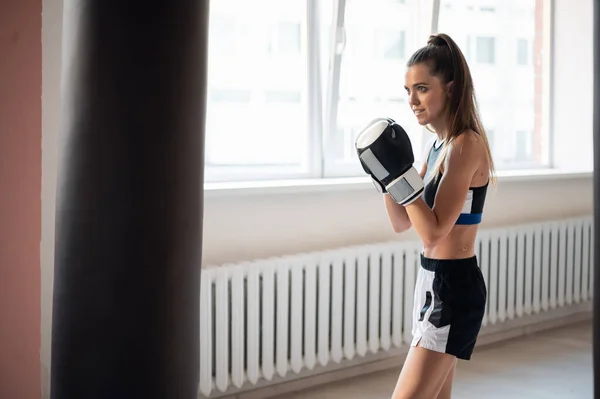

{"left": 198, "top": 216, "right": 594, "bottom": 398}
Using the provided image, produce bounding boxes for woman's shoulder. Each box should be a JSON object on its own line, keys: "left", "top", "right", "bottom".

{"left": 448, "top": 129, "right": 486, "bottom": 158}
{"left": 447, "top": 130, "right": 490, "bottom": 183}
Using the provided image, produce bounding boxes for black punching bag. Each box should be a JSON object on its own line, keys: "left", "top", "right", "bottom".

{"left": 51, "top": 2, "right": 208, "bottom": 398}
{"left": 595, "top": 0, "right": 600, "bottom": 397}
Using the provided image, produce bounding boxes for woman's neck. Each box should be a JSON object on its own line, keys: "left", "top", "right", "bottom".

{"left": 429, "top": 114, "right": 450, "bottom": 141}
{"left": 429, "top": 124, "right": 447, "bottom": 143}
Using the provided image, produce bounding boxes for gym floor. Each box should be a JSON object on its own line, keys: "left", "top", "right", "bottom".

{"left": 280, "top": 320, "right": 592, "bottom": 399}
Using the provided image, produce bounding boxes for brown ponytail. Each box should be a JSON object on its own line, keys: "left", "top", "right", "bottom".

{"left": 408, "top": 33, "right": 496, "bottom": 186}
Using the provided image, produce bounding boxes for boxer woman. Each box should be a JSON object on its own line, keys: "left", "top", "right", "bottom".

{"left": 363, "top": 33, "right": 496, "bottom": 398}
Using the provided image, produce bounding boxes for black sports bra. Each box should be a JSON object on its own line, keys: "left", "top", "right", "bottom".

{"left": 422, "top": 140, "right": 488, "bottom": 225}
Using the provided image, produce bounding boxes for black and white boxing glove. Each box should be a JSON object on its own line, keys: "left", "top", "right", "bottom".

{"left": 355, "top": 118, "right": 424, "bottom": 206}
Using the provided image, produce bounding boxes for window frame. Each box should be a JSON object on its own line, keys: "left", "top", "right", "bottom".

{"left": 203, "top": 0, "right": 557, "bottom": 185}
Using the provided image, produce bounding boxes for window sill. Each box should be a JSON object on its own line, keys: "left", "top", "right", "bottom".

{"left": 203, "top": 169, "right": 593, "bottom": 198}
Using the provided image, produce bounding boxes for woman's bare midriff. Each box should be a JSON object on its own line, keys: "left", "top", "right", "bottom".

{"left": 417, "top": 134, "right": 489, "bottom": 260}
{"left": 422, "top": 157, "right": 487, "bottom": 260}
{"left": 421, "top": 224, "right": 479, "bottom": 259}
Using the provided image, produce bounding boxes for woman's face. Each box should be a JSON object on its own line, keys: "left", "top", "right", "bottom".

{"left": 404, "top": 62, "right": 451, "bottom": 130}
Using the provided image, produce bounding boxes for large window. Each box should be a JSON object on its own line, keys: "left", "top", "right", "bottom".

{"left": 205, "top": 0, "right": 310, "bottom": 182}
{"left": 204, "top": 0, "right": 552, "bottom": 183}
{"left": 438, "top": 0, "right": 551, "bottom": 170}
{"left": 323, "top": 0, "right": 423, "bottom": 178}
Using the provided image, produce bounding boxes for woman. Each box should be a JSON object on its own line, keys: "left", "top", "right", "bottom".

{"left": 384, "top": 33, "right": 495, "bottom": 398}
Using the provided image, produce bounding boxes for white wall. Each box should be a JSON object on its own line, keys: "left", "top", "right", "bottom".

{"left": 202, "top": 172, "right": 593, "bottom": 265}
{"left": 41, "top": 0, "right": 594, "bottom": 395}
{"left": 552, "top": 0, "right": 594, "bottom": 171}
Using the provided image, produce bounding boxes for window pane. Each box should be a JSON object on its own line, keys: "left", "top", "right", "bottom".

{"left": 517, "top": 38, "right": 529, "bottom": 65}
{"left": 516, "top": 130, "right": 533, "bottom": 161}
{"left": 205, "top": 0, "right": 308, "bottom": 181}
{"left": 476, "top": 37, "right": 496, "bottom": 64}
{"left": 438, "top": 0, "right": 550, "bottom": 170}
{"left": 323, "top": 0, "right": 420, "bottom": 177}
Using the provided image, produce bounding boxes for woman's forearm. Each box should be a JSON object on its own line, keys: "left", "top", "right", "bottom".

{"left": 383, "top": 194, "right": 412, "bottom": 233}
{"left": 404, "top": 198, "right": 442, "bottom": 246}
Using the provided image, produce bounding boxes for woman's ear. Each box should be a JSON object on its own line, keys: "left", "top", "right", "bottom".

{"left": 446, "top": 81, "right": 454, "bottom": 97}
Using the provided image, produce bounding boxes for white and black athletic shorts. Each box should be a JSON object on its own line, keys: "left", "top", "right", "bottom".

{"left": 411, "top": 254, "right": 487, "bottom": 360}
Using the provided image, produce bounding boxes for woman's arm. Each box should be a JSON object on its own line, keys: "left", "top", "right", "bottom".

{"left": 404, "top": 133, "right": 482, "bottom": 246}
{"left": 383, "top": 193, "right": 412, "bottom": 233}
{"left": 383, "top": 142, "right": 431, "bottom": 233}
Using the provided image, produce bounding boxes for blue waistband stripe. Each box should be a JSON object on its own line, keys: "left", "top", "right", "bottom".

{"left": 456, "top": 213, "right": 482, "bottom": 225}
